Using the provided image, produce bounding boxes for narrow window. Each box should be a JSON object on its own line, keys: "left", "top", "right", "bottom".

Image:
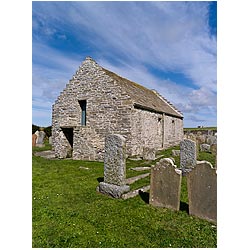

{"left": 79, "top": 100, "right": 86, "bottom": 126}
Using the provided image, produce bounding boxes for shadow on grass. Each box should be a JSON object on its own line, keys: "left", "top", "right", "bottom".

{"left": 97, "top": 177, "right": 104, "bottom": 183}
{"left": 139, "top": 190, "right": 149, "bottom": 204}
{"left": 180, "top": 201, "right": 189, "bottom": 213}
{"left": 139, "top": 191, "right": 190, "bottom": 213}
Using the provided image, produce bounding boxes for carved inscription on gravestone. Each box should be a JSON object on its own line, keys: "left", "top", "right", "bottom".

{"left": 150, "top": 158, "right": 182, "bottom": 210}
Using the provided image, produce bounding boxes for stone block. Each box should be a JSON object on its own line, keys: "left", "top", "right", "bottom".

{"left": 104, "top": 134, "right": 126, "bottom": 186}
{"left": 180, "top": 139, "right": 197, "bottom": 174}
{"left": 187, "top": 161, "right": 217, "bottom": 223}
{"left": 210, "top": 143, "right": 217, "bottom": 155}
{"left": 206, "top": 135, "right": 217, "bottom": 145}
{"left": 150, "top": 158, "right": 182, "bottom": 210}
{"left": 97, "top": 182, "right": 130, "bottom": 198}
{"left": 36, "top": 131, "right": 46, "bottom": 144}
{"left": 142, "top": 147, "right": 156, "bottom": 160}
{"left": 200, "top": 143, "right": 211, "bottom": 152}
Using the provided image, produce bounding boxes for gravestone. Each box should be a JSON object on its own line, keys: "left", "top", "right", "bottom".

{"left": 142, "top": 147, "right": 156, "bottom": 160}
{"left": 187, "top": 161, "right": 217, "bottom": 223}
{"left": 180, "top": 139, "right": 197, "bottom": 175}
{"left": 34, "top": 130, "right": 40, "bottom": 143}
{"left": 97, "top": 134, "right": 130, "bottom": 198}
{"left": 32, "top": 134, "right": 37, "bottom": 147}
{"left": 36, "top": 131, "right": 46, "bottom": 147}
{"left": 149, "top": 158, "right": 182, "bottom": 210}
{"left": 200, "top": 143, "right": 210, "bottom": 152}
{"left": 210, "top": 143, "right": 217, "bottom": 155}
{"left": 206, "top": 135, "right": 217, "bottom": 145}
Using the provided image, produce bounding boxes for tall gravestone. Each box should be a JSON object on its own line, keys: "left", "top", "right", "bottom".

{"left": 187, "top": 161, "right": 217, "bottom": 223}
{"left": 97, "top": 134, "right": 130, "bottom": 198}
{"left": 180, "top": 139, "right": 197, "bottom": 175}
{"left": 149, "top": 158, "right": 182, "bottom": 210}
{"left": 35, "top": 130, "right": 46, "bottom": 147}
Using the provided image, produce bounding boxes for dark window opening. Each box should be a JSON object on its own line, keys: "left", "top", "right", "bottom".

{"left": 79, "top": 100, "right": 86, "bottom": 126}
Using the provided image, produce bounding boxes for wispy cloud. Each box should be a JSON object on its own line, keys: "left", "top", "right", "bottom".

{"left": 32, "top": 1, "right": 216, "bottom": 127}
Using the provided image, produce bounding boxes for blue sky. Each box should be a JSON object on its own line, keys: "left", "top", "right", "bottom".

{"left": 32, "top": 1, "right": 217, "bottom": 128}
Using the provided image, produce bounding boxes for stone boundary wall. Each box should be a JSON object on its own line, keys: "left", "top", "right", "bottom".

{"left": 184, "top": 129, "right": 217, "bottom": 137}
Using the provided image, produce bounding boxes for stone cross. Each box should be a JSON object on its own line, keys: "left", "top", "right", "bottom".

{"left": 97, "top": 134, "right": 130, "bottom": 198}
{"left": 149, "top": 158, "right": 182, "bottom": 210}
{"left": 180, "top": 139, "right": 197, "bottom": 175}
{"left": 187, "top": 161, "right": 217, "bottom": 223}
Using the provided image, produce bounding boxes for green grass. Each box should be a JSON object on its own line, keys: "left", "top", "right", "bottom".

{"left": 32, "top": 145, "right": 217, "bottom": 248}
{"left": 184, "top": 127, "right": 217, "bottom": 131}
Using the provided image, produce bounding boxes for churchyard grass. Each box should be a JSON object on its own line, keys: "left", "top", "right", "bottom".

{"left": 32, "top": 145, "right": 217, "bottom": 248}
{"left": 184, "top": 127, "right": 217, "bottom": 131}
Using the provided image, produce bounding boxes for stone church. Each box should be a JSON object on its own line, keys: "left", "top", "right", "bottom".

{"left": 52, "top": 57, "right": 183, "bottom": 161}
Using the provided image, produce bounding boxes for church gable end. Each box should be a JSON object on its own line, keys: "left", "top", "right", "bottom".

{"left": 52, "top": 56, "right": 183, "bottom": 161}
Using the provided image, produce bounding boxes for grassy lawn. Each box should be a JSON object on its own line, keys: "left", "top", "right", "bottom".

{"left": 184, "top": 127, "right": 217, "bottom": 131}
{"left": 32, "top": 144, "right": 217, "bottom": 248}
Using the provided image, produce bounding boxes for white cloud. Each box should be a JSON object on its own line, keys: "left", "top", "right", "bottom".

{"left": 32, "top": 1, "right": 216, "bottom": 127}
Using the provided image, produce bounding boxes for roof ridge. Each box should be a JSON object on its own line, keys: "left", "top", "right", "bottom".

{"left": 151, "top": 90, "right": 183, "bottom": 117}
{"left": 101, "top": 67, "right": 152, "bottom": 93}
{"left": 77, "top": 57, "right": 183, "bottom": 118}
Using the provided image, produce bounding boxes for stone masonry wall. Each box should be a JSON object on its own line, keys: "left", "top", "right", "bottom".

{"left": 130, "top": 108, "right": 183, "bottom": 156}
{"left": 52, "top": 57, "right": 184, "bottom": 161}
{"left": 52, "top": 57, "right": 133, "bottom": 161}
{"left": 163, "top": 115, "right": 183, "bottom": 148}
{"left": 130, "top": 108, "right": 163, "bottom": 155}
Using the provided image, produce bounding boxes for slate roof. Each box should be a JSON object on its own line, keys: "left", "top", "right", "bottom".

{"left": 101, "top": 68, "right": 183, "bottom": 118}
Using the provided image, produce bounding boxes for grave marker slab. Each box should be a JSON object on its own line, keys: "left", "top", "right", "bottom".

{"left": 36, "top": 131, "right": 46, "bottom": 147}
{"left": 150, "top": 158, "right": 182, "bottom": 210}
{"left": 187, "top": 161, "right": 217, "bottom": 223}
{"left": 180, "top": 139, "right": 197, "bottom": 175}
{"left": 97, "top": 134, "right": 130, "bottom": 198}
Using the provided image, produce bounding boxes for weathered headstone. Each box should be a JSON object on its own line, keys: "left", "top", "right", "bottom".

{"left": 196, "top": 134, "right": 206, "bottom": 145}
{"left": 36, "top": 131, "right": 46, "bottom": 147}
{"left": 142, "top": 147, "right": 156, "bottom": 160}
{"left": 206, "top": 135, "right": 217, "bottom": 145}
{"left": 149, "top": 158, "right": 182, "bottom": 210}
{"left": 180, "top": 139, "right": 197, "bottom": 175}
{"left": 34, "top": 130, "right": 40, "bottom": 143}
{"left": 210, "top": 143, "right": 217, "bottom": 155}
{"left": 32, "top": 134, "right": 37, "bottom": 147}
{"left": 187, "top": 161, "right": 217, "bottom": 223}
{"left": 97, "top": 134, "right": 130, "bottom": 198}
{"left": 200, "top": 143, "right": 211, "bottom": 152}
